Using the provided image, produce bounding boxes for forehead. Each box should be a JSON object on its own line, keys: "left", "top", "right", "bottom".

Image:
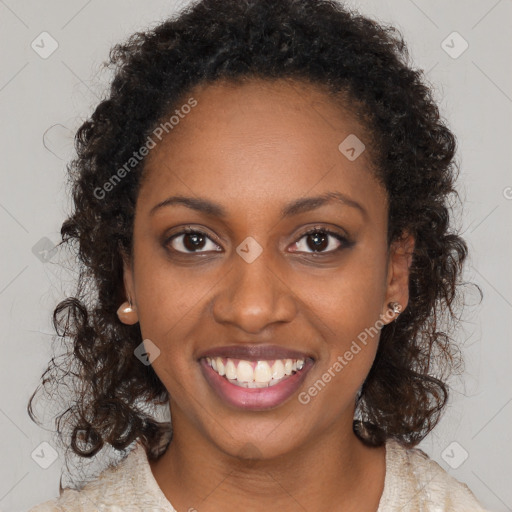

{"left": 138, "top": 78, "right": 386, "bottom": 219}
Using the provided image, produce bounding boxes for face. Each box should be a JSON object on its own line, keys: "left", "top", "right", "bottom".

{"left": 120, "top": 78, "right": 414, "bottom": 459}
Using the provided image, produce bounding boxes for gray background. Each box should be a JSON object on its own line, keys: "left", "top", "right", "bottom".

{"left": 0, "top": 1, "right": 511, "bottom": 511}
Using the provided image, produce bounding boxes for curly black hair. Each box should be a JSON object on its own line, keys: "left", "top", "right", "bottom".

{"left": 28, "top": 0, "right": 481, "bottom": 466}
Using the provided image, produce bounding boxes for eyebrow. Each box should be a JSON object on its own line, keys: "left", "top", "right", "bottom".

{"left": 149, "top": 191, "right": 367, "bottom": 219}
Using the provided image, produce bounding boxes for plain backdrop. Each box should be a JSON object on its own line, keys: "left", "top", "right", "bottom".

{"left": 0, "top": 1, "right": 511, "bottom": 511}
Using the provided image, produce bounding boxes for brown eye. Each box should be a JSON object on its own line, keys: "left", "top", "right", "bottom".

{"left": 167, "top": 229, "right": 222, "bottom": 254}
{"left": 291, "top": 228, "right": 350, "bottom": 254}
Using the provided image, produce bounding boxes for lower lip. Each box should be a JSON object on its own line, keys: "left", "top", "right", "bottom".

{"left": 199, "top": 358, "right": 314, "bottom": 411}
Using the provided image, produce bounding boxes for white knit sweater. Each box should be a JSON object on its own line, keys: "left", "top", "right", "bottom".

{"left": 29, "top": 438, "right": 489, "bottom": 511}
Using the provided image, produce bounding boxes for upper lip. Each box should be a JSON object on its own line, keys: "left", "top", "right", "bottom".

{"left": 197, "top": 344, "right": 314, "bottom": 361}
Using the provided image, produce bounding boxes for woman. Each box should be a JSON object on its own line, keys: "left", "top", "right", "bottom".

{"left": 28, "top": 0, "right": 488, "bottom": 510}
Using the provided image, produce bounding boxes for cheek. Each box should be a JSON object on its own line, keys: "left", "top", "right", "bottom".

{"left": 131, "top": 264, "right": 205, "bottom": 383}
{"left": 134, "top": 254, "right": 212, "bottom": 336}
{"left": 134, "top": 272, "right": 200, "bottom": 405}
{"left": 293, "top": 253, "right": 387, "bottom": 379}
{"left": 295, "top": 253, "right": 387, "bottom": 330}
{"left": 298, "top": 272, "right": 384, "bottom": 412}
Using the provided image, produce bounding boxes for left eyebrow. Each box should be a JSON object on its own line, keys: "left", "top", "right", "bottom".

{"left": 281, "top": 192, "right": 367, "bottom": 219}
{"left": 149, "top": 192, "right": 367, "bottom": 219}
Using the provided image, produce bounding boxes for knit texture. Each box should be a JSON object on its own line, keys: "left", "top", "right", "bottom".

{"left": 29, "top": 438, "right": 489, "bottom": 511}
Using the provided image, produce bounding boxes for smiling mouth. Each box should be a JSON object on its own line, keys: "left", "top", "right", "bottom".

{"left": 202, "top": 356, "right": 309, "bottom": 388}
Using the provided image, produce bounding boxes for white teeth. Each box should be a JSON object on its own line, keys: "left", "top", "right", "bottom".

{"left": 225, "top": 359, "right": 237, "bottom": 380}
{"left": 271, "top": 360, "right": 285, "bottom": 379}
{"left": 237, "top": 360, "right": 254, "bottom": 382}
{"left": 216, "top": 357, "right": 225, "bottom": 376}
{"left": 232, "top": 380, "right": 271, "bottom": 389}
{"left": 254, "top": 361, "right": 272, "bottom": 383}
{"left": 206, "top": 356, "right": 307, "bottom": 387}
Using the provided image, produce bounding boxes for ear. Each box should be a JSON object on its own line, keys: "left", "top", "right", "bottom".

{"left": 118, "top": 248, "right": 139, "bottom": 325}
{"left": 381, "top": 230, "right": 415, "bottom": 325}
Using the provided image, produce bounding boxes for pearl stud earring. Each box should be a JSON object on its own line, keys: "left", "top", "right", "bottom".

{"left": 117, "top": 298, "right": 138, "bottom": 325}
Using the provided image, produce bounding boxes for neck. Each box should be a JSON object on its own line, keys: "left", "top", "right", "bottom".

{"left": 148, "top": 409, "right": 386, "bottom": 512}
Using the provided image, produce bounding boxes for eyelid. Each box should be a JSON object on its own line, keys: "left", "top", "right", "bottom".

{"left": 168, "top": 225, "right": 222, "bottom": 244}
{"left": 300, "top": 225, "right": 349, "bottom": 239}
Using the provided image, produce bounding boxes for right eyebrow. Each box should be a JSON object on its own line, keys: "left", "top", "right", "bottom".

{"left": 150, "top": 195, "right": 226, "bottom": 218}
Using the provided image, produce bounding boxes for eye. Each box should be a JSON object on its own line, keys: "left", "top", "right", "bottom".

{"left": 166, "top": 227, "right": 222, "bottom": 254}
{"left": 290, "top": 227, "right": 350, "bottom": 254}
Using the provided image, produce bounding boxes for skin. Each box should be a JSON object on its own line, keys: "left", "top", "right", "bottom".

{"left": 119, "top": 78, "right": 415, "bottom": 512}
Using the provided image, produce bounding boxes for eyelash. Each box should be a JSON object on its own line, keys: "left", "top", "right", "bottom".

{"left": 165, "top": 225, "right": 352, "bottom": 256}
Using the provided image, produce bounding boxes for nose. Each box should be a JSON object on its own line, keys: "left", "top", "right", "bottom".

{"left": 211, "top": 248, "right": 297, "bottom": 334}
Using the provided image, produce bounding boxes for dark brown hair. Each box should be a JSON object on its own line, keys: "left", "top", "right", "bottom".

{"left": 28, "top": 0, "right": 481, "bottom": 468}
